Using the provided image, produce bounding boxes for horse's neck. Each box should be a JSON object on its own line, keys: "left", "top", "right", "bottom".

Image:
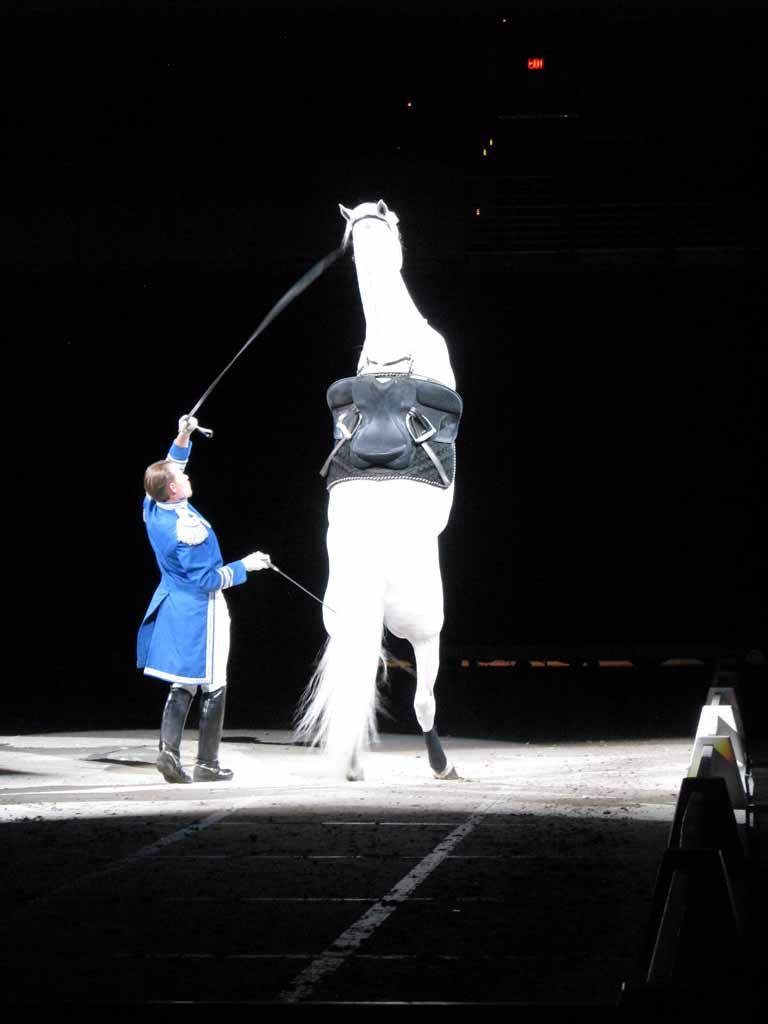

{"left": 356, "top": 264, "right": 423, "bottom": 338}
{"left": 353, "top": 253, "right": 455, "bottom": 389}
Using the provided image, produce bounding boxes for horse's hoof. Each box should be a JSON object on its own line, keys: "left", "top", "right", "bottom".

{"left": 345, "top": 770, "right": 364, "bottom": 782}
{"left": 433, "top": 763, "right": 459, "bottom": 780}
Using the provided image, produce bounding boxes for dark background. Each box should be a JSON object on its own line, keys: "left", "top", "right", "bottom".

{"left": 4, "top": 0, "right": 766, "bottom": 733}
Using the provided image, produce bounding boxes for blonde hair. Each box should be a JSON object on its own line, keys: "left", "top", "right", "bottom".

{"left": 144, "top": 460, "right": 176, "bottom": 501}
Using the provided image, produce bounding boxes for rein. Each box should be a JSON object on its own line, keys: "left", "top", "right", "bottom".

{"left": 188, "top": 243, "right": 345, "bottom": 427}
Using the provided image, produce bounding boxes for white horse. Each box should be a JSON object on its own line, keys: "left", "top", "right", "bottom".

{"left": 294, "top": 199, "right": 462, "bottom": 781}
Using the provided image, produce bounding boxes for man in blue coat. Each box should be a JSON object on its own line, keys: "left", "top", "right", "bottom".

{"left": 138, "top": 413, "right": 271, "bottom": 783}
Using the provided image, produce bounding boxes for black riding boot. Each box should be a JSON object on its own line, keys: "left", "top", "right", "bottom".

{"left": 194, "top": 686, "right": 233, "bottom": 782}
{"left": 157, "top": 687, "right": 193, "bottom": 783}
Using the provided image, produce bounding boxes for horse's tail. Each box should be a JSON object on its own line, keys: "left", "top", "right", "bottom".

{"left": 294, "top": 607, "right": 387, "bottom": 779}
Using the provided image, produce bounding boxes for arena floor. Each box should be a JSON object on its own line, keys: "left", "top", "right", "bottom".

{"left": 1, "top": 722, "right": 766, "bottom": 1019}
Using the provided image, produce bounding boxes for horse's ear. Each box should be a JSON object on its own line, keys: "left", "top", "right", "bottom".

{"left": 339, "top": 204, "right": 353, "bottom": 221}
{"left": 376, "top": 199, "right": 389, "bottom": 217}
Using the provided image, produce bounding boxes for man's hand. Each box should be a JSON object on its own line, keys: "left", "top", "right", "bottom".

{"left": 242, "top": 551, "right": 271, "bottom": 572}
{"left": 178, "top": 414, "right": 199, "bottom": 438}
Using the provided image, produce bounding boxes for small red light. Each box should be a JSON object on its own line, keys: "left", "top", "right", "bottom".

{"left": 527, "top": 57, "right": 544, "bottom": 70}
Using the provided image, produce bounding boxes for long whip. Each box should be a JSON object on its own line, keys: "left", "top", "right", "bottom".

{"left": 179, "top": 243, "right": 345, "bottom": 614}
{"left": 189, "top": 244, "right": 345, "bottom": 435}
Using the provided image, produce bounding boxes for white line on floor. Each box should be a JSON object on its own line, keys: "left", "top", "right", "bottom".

{"left": 273, "top": 789, "right": 513, "bottom": 1004}
{"left": 4, "top": 799, "right": 262, "bottom": 921}
{"left": 161, "top": 896, "right": 503, "bottom": 903}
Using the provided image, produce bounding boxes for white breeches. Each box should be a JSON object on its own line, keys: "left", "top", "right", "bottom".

{"left": 172, "top": 591, "right": 230, "bottom": 695}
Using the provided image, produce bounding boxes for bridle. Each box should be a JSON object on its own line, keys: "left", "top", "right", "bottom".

{"left": 350, "top": 212, "right": 392, "bottom": 229}
{"left": 342, "top": 208, "right": 395, "bottom": 249}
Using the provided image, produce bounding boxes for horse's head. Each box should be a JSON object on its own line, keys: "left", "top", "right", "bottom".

{"left": 339, "top": 199, "right": 403, "bottom": 271}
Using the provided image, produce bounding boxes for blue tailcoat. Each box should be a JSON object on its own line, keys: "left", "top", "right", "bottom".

{"left": 137, "top": 440, "right": 247, "bottom": 685}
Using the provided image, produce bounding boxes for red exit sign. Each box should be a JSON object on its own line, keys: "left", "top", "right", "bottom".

{"left": 527, "top": 57, "right": 544, "bottom": 70}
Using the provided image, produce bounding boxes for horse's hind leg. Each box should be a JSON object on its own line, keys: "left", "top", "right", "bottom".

{"left": 412, "top": 636, "right": 459, "bottom": 780}
{"left": 346, "top": 750, "right": 364, "bottom": 782}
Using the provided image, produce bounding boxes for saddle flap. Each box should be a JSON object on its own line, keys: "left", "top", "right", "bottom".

{"left": 415, "top": 381, "right": 463, "bottom": 443}
{"left": 326, "top": 378, "right": 356, "bottom": 439}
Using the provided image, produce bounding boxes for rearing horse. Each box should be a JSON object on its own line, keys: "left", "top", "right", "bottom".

{"left": 294, "top": 199, "right": 462, "bottom": 781}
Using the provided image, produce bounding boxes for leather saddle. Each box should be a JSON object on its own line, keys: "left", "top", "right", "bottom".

{"left": 322, "top": 373, "right": 463, "bottom": 478}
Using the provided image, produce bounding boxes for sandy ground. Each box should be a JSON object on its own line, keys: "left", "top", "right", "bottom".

{"left": 1, "top": 726, "right": 765, "bottom": 1018}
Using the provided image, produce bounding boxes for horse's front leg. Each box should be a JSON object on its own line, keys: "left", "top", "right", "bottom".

{"left": 412, "top": 636, "right": 459, "bottom": 780}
